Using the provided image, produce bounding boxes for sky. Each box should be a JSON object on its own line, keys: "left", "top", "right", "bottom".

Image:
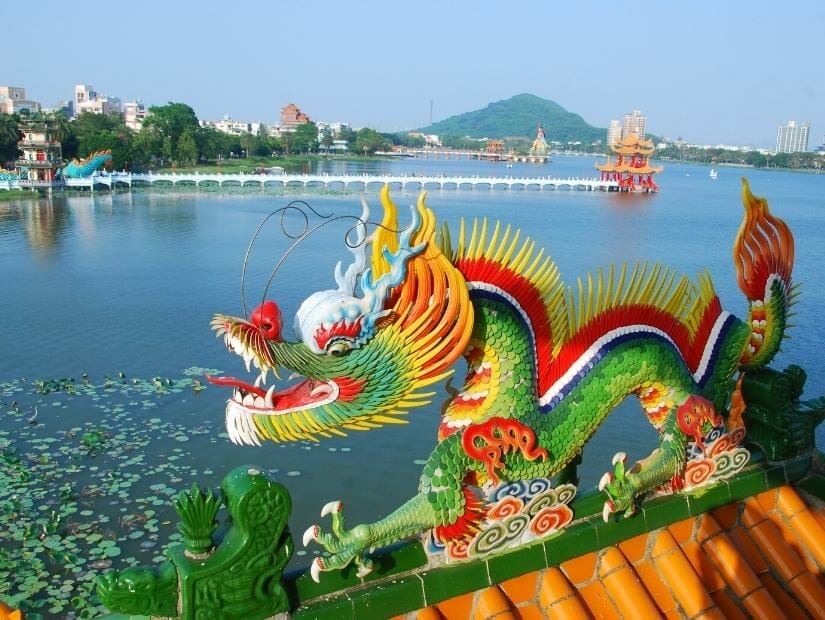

{"left": 5, "top": 1, "right": 824, "bottom": 148}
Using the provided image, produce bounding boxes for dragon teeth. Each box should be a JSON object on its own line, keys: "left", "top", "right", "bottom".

{"left": 254, "top": 375, "right": 263, "bottom": 388}
{"left": 310, "top": 384, "right": 331, "bottom": 398}
{"left": 265, "top": 386, "right": 276, "bottom": 408}
{"left": 232, "top": 390, "right": 242, "bottom": 404}
{"left": 244, "top": 354, "right": 252, "bottom": 373}
{"left": 254, "top": 396, "right": 265, "bottom": 408}
{"left": 242, "top": 394, "right": 255, "bottom": 407}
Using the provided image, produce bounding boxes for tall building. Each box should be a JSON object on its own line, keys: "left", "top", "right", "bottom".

{"left": 622, "top": 110, "right": 646, "bottom": 141}
{"left": 0, "top": 86, "right": 41, "bottom": 114}
{"left": 775, "top": 121, "right": 810, "bottom": 153}
{"left": 607, "top": 120, "right": 622, "bottom": 147}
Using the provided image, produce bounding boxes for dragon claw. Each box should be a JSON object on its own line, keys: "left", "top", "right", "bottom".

{"left": 600, "top": 453, "right": 639, "bottom": 519}
{"left": 310, "top": 557, "right": 324, "bottom": 583}
{"left": 321, "top": 500, "right": 343, "bottom": 517}
{"left": 602, "top": 500, "right": 615, "bottom": 522}
{"left": 302, "top": 524, "right": 319, "bottom": 547}
{"left": 303, "top": 503, "right": 376, "bottom": 582}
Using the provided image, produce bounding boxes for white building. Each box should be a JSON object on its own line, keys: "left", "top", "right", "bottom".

{"left": 199, "top": 116, "right": 261, "bottom": 136}
{"left": 775, "top": 121, "right": 810, "bottom": 153}
{"left": 622, "top": 110, "right": 646, "bottom": 140}
{"left": 607, "top": 120, "right": 622, "bottom": 147}
{"left": 0, "top": 86, "right": 41, "bottom": 114}
{"left": 123, "top": 100, "right": 148, "bottom": 130}
{"left": 73, "top": 84, "right": 121, "bottom": 117}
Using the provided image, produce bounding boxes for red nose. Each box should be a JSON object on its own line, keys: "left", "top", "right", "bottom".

{"left": 250, "top": 300, "right": 283, "bottom": 341}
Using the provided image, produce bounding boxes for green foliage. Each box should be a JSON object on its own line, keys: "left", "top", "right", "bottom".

{"left": 656, "top": 144, "right": 825, "bottom": 171}
{"left": 174, "top": 483, "right": 222, "bottom": 555}
{"left": 176, "top": 130, "right": 198, "bottom": 166}
{"left": 292, "top": 121, "right": 319, "bottom": 153}
{"left": 143, "top": 102, "right": 199, "bottom": 147}
{"left": 354, "top": 127, "right": 392, "bottom": 155}
{"left": 0, "top": 113, "right": 21, "bottom": 164}
{"left": 419, "top": 93, "right": 605, "bottom": 143}
{"left": 392, "top": 132, "right": 426, "bottom": 148}
{"left": 440, "top": 135, "right": 486, "bottom": 150}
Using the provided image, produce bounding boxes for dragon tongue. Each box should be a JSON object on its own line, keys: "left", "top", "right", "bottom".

{"left": 205, "top": 375, "right": 267, "bottom": 397}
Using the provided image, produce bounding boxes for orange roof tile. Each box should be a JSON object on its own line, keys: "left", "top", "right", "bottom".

{"left": 410, "top": 485, "right": 825, "bottom": 619}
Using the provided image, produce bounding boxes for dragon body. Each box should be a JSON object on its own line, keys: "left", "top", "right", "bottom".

{"left": 60, "top": 150, "right": 112, "bottom": 178}
{"left": 210, "top": 180, "right": 794, "bottom": 580}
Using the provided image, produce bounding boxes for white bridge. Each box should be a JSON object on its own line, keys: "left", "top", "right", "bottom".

{"left": 3, "top": 172, "right": 620, "bottom": 192}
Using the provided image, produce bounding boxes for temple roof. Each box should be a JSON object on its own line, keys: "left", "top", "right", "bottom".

{"left": 401, "top": 483, "right": 825, "bottom": 619}
{"left": 610, "top": 132, "right": 656, "bottom": 156}
{"left": 596, "top": 161, "right": 663, "bottom": 174}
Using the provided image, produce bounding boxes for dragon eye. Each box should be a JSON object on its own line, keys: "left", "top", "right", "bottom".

{"left": 327, "top": 341, "right": 351, "bottom": 357}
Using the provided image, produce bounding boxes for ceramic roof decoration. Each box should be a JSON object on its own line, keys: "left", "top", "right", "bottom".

{"left": 89, "top": 182, "right": 825, "bottom": 620}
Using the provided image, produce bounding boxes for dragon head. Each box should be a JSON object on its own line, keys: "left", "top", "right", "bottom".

{"left": 209, "top": 188, "right": 473, "bottom": 445}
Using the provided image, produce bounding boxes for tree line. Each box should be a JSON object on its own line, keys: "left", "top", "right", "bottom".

{"left": 655, "top": 144, "right": 824, "bottom": 171}
{"left": 0, "top": 103, "right": 426, "bottom": 171}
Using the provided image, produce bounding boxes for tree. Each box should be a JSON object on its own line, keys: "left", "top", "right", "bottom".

{"left": 0, "top": 113, "right": 20, "bottom": 165}
{"left": 177, "top": 130, "right": 198, "bottom": 166}
{"left": 49, "top": 112, "right": 70, "bottom": 144}
{"left": 143, "top": 103, "right": 200, "bottom": 158}
{"left": 130, "top": 129, "right": 160, "bottom": 171}
{"left": 321, "top": 132, "right": 334, "bottom": 153}
{"left": 292, "top": 122, "right": 318, "bottom": 154}
{"left": 354, "top": 128, "right": 391, "bottom": 155}
{"left": 161, "top": 136, "right": 174, "bottom": 163}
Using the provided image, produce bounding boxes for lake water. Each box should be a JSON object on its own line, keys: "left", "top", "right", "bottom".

{"left": 2, "top": 155, "right": 824, "bottom": 613}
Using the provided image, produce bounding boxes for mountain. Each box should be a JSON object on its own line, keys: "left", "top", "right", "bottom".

{"left": 417, "top": 94, "right": 605, "bottom": 143}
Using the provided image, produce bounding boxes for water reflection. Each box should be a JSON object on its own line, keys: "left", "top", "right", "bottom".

{"left": 22, "top": 198, "right": 73, "bottom": 260}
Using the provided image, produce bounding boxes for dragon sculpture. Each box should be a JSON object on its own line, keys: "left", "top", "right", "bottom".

{"left": 0, "top": 150, "right": 111, "bottom": 181}
{"left": 209, "top": 180, "right": 794, "bottom": 581}
{"left": 59, "top": 150, "right": 113, "bottom": 178}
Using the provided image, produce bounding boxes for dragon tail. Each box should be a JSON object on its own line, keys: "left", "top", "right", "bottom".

{"left": 733, "top": 178, "right": 795, "bottom": 369}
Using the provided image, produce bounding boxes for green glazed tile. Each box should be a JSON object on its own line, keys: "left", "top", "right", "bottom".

{"left": 544, "top": 520, "right": 599, "bottom": 566}
{"left": 350, "top": 574, "right": 425, "bottom": 619}
{"left": 595, "top": 510, "right": 649, "bottom": 548}
{"left": 289, "top": 561, "right": 361, "bottom": 603}
{"left": 686, "top": 481, "right": 732, "bottom": 516}
{"left": 486, "top": 541, "right": 547, "bottom": 584}
{"left": 292, "top": 592, "right": 354, "bottom": 620}
{"left": 419, "top": 559, "right": 490, "bottom": 606}
{"left": 763, "top": 463, "right": 787, "bottom": 489}
{"left": 727, "top": 467, "right": 770, "bottom": 502}
{"left": 364, "top": 541, "right": 428, "bottom": 582}
{"left": 642, "top": 494, "right": 691, "bottom": 532}
{"left": 570, "top": 488, "right": 607, "bottom": 519}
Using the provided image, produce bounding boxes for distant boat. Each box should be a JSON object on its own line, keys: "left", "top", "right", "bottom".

{"left": 505, "top": 162, "right": 513, "bottom": 169}
{"left": 709, "top": 168, "right": 718, "bottom": 180}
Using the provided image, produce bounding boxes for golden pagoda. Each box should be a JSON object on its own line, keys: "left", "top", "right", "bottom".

{"left": 596, "top": 133, "right": 663, "bottom": 192}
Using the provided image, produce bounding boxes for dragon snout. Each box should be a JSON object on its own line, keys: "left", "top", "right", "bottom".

{"left": 250, "top": 300, "right": 283, "bottom": 341}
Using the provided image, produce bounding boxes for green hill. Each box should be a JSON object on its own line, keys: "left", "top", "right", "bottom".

{"left": 417, "top": 93, "right": 605, "bottom": 143}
